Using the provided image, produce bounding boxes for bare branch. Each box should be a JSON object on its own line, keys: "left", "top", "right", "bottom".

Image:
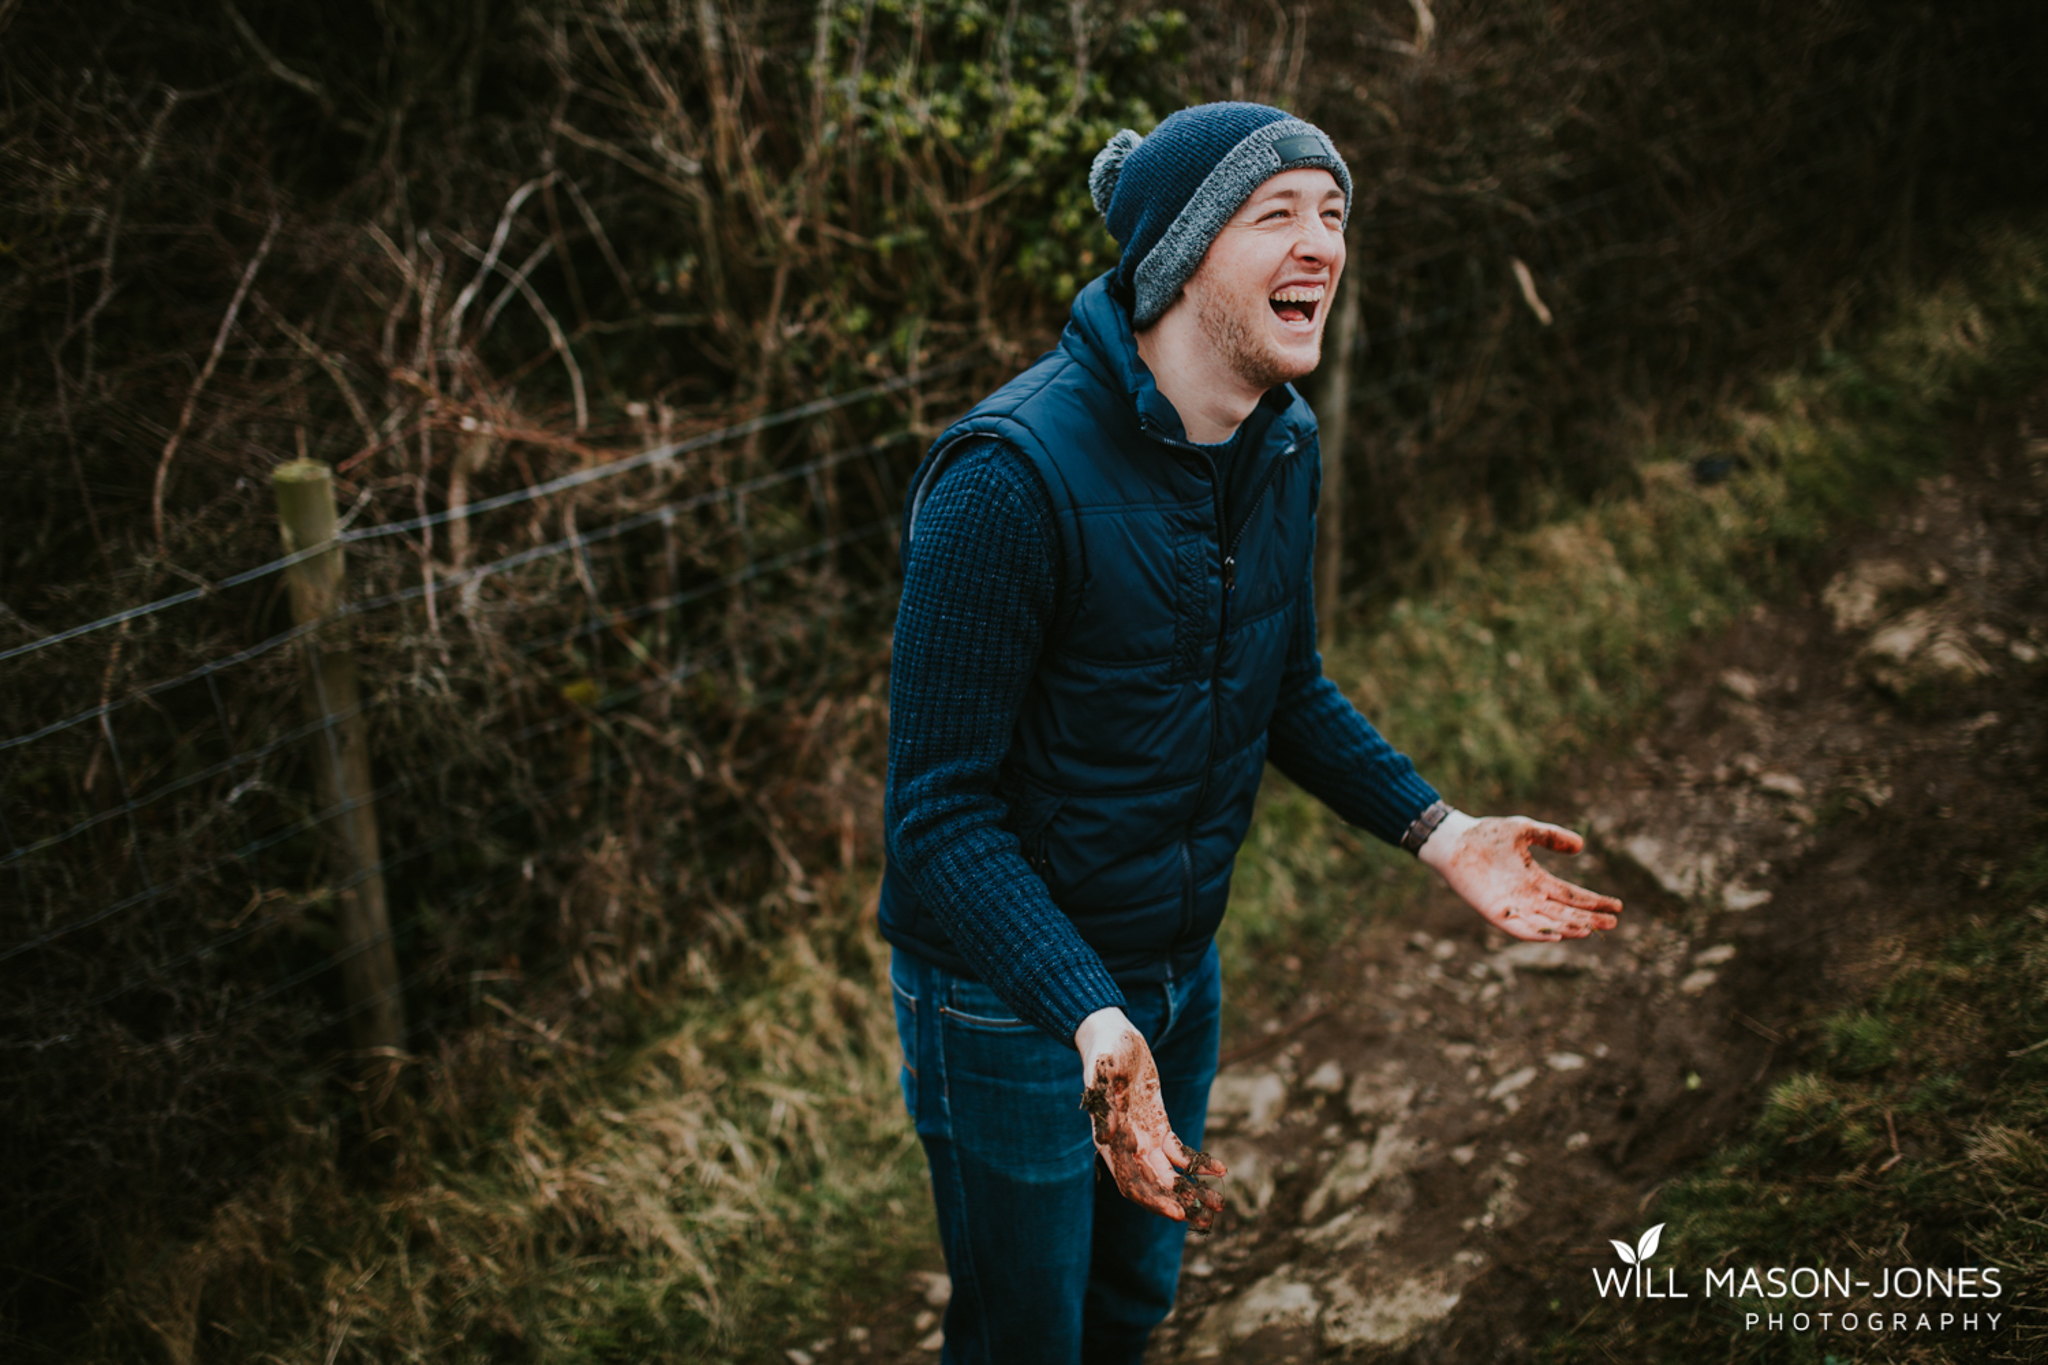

{"left": 551, "top": 118, "right": 704, "bottom": 203}
{"left": 478, "top": 240, "right": 556, "bottom": 338}
{"left": 456, "top": 234, "right": 590, "bottom": 432}
{"left": 445, "top": 174, "right": 555, "bottom": 346}
{"left": 152, "top": 212, "right": 282, "bottom": 555}
{"left": 220, "top": 0, "right": 333, "bottom": 111}
{"left": 249, "top": 290, "right": 379, "bottom": 451}
{"left": 561, "top": 177, "right": 642, "bottom": 310}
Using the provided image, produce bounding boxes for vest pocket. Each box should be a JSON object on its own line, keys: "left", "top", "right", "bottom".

{"left": 1021, "top": 791, "right": 1067, "bottom": 883}
{"left": 1002, "top": 771, "right": 1068, "bottom": 883}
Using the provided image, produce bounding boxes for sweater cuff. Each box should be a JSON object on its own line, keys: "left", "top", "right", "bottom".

{"left": 1374, "top": 770, "right": 1443, "bottom": 846}
{"left": 1035, "top": 957, "right": 1129, "bottom": 1048}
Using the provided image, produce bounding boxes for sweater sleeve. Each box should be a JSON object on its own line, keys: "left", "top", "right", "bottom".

{"left": 1265, "top": 552, "right": 1441, "bottom": 845}
{"left": 885, "top": 439, "right": 1127, "bottom": 1044}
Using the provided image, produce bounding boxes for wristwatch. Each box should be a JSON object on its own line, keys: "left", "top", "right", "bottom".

{"left": 1400, "top": 799, "right": 1453, "bottom": 855}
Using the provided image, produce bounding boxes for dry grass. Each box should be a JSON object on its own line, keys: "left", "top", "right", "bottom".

{"left": 85, "top": 875, "right": 928, "bottom": 1364}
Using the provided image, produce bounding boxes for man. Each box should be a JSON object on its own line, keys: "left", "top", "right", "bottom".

{"left": 881, "top": 102, "right": 1621, "bottom": 1364}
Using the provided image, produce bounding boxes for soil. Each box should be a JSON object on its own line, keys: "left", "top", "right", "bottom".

{"left": 811, "top": 383, "right": 2048, "bottom": 1365}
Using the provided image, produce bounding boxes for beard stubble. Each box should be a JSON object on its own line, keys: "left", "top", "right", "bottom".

{"left": 1191, "top": 274, "right": 1320, "bottom": 393}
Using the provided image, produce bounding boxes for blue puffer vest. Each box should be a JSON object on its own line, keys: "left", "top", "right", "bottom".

{"left": 880, "top": 273, "right": 1321, "bottom": 982}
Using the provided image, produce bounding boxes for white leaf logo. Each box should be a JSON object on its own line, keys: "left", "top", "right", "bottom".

{"left": 1611, "top": 1223, "right": 1665, "bottom": 1265}
{"left": 1636, "top": 1223, "right": 1665, "bottom": 1263}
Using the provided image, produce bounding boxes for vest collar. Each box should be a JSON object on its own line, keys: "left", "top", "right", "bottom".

{"left": 1066, "top": 272, "right": 1309, "bottom": 448}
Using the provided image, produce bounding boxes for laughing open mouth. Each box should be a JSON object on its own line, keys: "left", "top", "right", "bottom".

{"left": 1270, "top": 285, "right": 1325, "bottom": 324}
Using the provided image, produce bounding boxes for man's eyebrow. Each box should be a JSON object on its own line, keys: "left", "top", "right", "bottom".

{"left": 1244, "top": 185, "right": 1347, "bottom": 211}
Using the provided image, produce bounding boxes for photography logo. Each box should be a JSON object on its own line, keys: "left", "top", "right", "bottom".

{"left": 1590, "top": 1222, "right": 2005, "bottom": 1338}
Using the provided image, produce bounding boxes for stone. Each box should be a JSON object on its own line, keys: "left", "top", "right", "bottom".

{"left": 1319, "top": 1272, "right": 1465, "bottom": 1349}
{"left": 1190, "top": 1270, "right": 1321, "bottom": 1353}
{"left": 1757, "top": 771, "right": 1807, "bottom": 800}
{"left": 1693, "top": 943, "right": 1738, "bottom": 967}
{"left": 1546, "top": 1051, "right": 1586, "bottom": 1071}
{"left": 1207, "top": 1068, "right": 1288, "bottom": 1135}
{"left": 1859, "top": 604, "right": 1995, "bottom": 694}
{"left": 1718, "top": 668, "right": 1762, "bottom": 702}
{"left": 1487, "top": 1066, "right": 1539, "bottom": 1102}
{"left": 911, "top": 1271, "right": 951, "bottom": 1307}
{"left": 1302, "top": 1125, "right": 1416, "bottom": 1221}
{"left": 1823, "top": 558, "right": 1923, "bottom": 632}
{"left": 1679, "top": 968, "right": 1719, "bottom": 995}
{"left": 1723, "top": 881, "right": 1774, "bottom": 911}
{"left": 1207, "top": 1137, "right": 1277, "bottom": 1217}
{"left": 1305, "top": 1206, "right": 1402, "bottom": 1251}
{"left": 1304, "top": 1059, "right": 1345, "bottom": 1094}
{"left": 1622, "top": 832, "right": 1721, "bottom": 901}
{"left": 1490, "top": 941, "right": 1584, "bottom": 977}
{"left": 1344, "top": 1069, "right": 1417, "bottom": 1123}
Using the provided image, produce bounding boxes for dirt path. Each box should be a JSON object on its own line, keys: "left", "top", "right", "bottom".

{"left": 812, "top": 386, "right": 2048, "bottom": 1365}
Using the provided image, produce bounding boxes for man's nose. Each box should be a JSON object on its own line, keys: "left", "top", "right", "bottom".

{"left": 1290, "top": 219, "right": 1342, "bottom": 264}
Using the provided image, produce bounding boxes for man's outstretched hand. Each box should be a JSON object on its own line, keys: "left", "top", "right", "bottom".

{"left": 1074, "top": 1008, "right": 1227, "bottom": 1232}
{"left": 1419, "top": 811, "right": 1623, "bottom": 941}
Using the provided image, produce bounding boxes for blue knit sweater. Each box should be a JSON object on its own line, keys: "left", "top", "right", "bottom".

{"left": 885, "top": 436, "right": 1440, "bottom": 1044}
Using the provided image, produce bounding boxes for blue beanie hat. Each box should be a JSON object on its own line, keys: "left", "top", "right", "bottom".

{"left": 1090, "top": 102, "right": 1352, "bottom": 328}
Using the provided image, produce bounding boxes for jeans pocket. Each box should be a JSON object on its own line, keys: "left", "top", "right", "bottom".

{"left": 940, "top": 976, "right": 1037, "bottom": 1032}
{"left": 890, "top": 958, "right": 919, "bottom": 1116}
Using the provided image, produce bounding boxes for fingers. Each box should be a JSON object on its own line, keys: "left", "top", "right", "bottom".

{"left": 1493, "top": 906, "right": 1562, "bottom": 942}
{"left": 1095, "top": 1131, "right": 1229, "bottom": 1224}
{"left": 1105, "top": 1147, "right": 1193, "bottom": 1222}
{"left": 1141, "top": 1143, "right": 1181, "bottom": 1190}
{"left": 1540, "top": 874, "right": 1624, "bottom": 914}
{"left": 1519, "top": 819, "right": 1586, "bottom": 856}
{"left": 1495, "top": 899, "right": 1616, "bottom": 941}
{"left": 1174, "top": 1172, "right": 1225, "bottom": 1234}
{"left": 1177, "top": 1139, "right": 1228, "bottom": 1178}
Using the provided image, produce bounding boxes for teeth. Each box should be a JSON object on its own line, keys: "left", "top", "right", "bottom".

{"left": 1270, "top": 286, "right": 1326, "bottom": 303}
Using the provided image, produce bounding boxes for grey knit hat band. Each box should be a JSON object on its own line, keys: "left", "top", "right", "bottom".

{"left": 1128, "top": 117, "right": 1351, "bottom": 327}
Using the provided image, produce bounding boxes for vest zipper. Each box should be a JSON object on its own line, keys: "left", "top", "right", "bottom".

{"left": 1142, "top": 417, "right": 1302, "bottom": 945}
{"left": 1219, "top": 444, "right": 1294, "bottom": 637}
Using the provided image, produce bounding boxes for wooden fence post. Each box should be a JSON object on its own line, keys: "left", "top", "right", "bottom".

{"left": 271, "top": 459, "right": 406, "bottom": 1061}
{"left": 1314, "top": 269, "right": 1364, "bottom": 653}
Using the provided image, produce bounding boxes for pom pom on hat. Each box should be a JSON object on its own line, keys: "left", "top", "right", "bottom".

{"left": 1090, "top": 129, "right": 1143, "bottom": 219}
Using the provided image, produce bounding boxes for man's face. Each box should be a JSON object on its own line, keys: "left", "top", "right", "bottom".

{"left": 1180, "top": 168, "right": 1347, "bottom": 392}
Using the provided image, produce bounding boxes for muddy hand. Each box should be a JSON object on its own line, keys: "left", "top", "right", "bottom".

{"left": 1419, "top": 811, "right": 1623, "bottom": 942}
{"left": 1075, "top": 1008, "right": 1227, "bottom": 1232}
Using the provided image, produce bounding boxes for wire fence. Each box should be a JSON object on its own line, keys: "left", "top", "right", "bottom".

{"left": 0, "top": 356, "right": 963, "bottom": 1118}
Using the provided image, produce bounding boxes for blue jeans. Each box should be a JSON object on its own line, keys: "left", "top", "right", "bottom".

{"left": 890, "top": 943, "right": 1222, "bottom": 1365}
